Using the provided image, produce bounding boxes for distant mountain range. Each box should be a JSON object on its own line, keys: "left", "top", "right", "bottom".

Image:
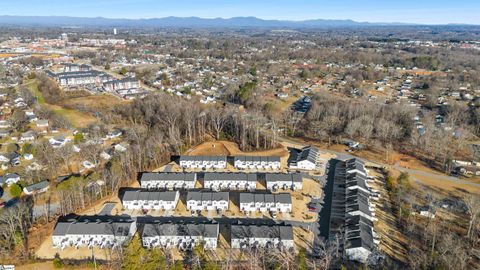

{"left": 0, "top": 15, "right": 418, "bottom": 28}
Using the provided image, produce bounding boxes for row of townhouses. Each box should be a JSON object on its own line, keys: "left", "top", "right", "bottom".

{"left": 179, "top": 155, "right": 227, "bottom": 169}
{"left": 204, "top": 172, "right": 257, "bottom": 191}
{"left": 265, "top": 173, "right": 303, "bottom": 191}
{"left": 139, "top": 172, "right": 303, "bottom": 191}
{"left": 62, "top": 63, "right": 92, "bottom": 73}
{"left": 231, "top": 224, "right": 294, "bottom": 249}
{"left": 52, "top": 215, "right": 137, "bottom": 249}
{"left": 334, "top": 158, "right": 378, "bottom": 263}
{"left": 233, "top": 156, "right": 281, "bottom": 170}
{"left": 121, "top": 190, "right": 180, "bottom": 210}
{"left": 186, "top": 191, "right": 229, "bottom": 211}
{"left": 142, "top": 222, "right": 219, "bottom": 250}
{"left": 140, "top": 172, "right": 197, "bottom": 189}
{"left": 179, "top": 155, "right": 282, "bottom": 170}
{"left": 52, "top": 70, "right": 110, "bottom": 87}
{"left": 288, "top": 146, "right": 319, "bottom": 171}
{"left": 103, "top": 77, "right": 140, "bottom": 92}
{"left": 239, "top": 193, "right": 292, "bottom": 213}
{"left": 53, "top": 216, "right": 294, "bottom": 251}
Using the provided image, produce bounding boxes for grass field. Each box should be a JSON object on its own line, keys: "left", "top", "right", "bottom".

{"left": 61, "top": 94, "right": 129, "bottom": 112}
{"left": 24, "top": 80, "right": 98, "bottom": 128}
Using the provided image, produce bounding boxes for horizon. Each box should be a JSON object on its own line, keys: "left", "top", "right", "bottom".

{"left": 1, "top": 0, "right": 479, "bottom": 25}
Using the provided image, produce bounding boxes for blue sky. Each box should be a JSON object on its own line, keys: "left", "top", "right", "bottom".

{"left": 2, "top": 0, "right": 479, "bottom": 24}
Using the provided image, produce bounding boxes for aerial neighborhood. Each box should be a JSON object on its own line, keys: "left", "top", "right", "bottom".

{"left": 0, "top": 10, "right": 479, "bottom": 270}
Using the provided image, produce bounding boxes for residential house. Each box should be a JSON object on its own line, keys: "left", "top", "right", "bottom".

{"left": 234, "top": 156, "right": 281, "bottom": 170}
{"left": 142, "top": 222, "right": 219, "bottom": 250}
{"left": 0, "top": 173, "right": 20, "bottom": 185}
{"left": 265, "top": 173, "right": 303, "bottom": 191}
{"left": 203, "top": 172, "right": 257, "bottom": 191}
{"left": 36, "top": 119, "right": 49, "bottom": 128}
{"left": 0, "top": 120, "right": 10, "bottom": 129}
{"left": 140, "top": 172, "right": 197, "bottom": 190}
{"left": 23, "top": 180, "right": 50, "bottom": 195}
{"left": 179, "top": 155, "right": 227, "bottom": 169}
{"left": 186, "top": 191, "right": 229, "bottom": 211}
{"left": 20, "top": 131, "right": 35, "bottom": 142}
{"left": 121, "top": 190, "right": 179, "bottom": 211}
{"left": 49, "top": 136, "right": 72, "bottom": 148}
{"left": 230, "top": 224, "right": 294, "bottom": 249}
{"left": 239, "top": 193, "right": 292, "bottom": 213}
{"left": 52, "top": 215, "right": 136, "bottom": 249}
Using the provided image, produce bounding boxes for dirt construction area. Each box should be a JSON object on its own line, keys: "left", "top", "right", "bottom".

{"left": 186, "top": 141, "right": 290, "bottom": 159}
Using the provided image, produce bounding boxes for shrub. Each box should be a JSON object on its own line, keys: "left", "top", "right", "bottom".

{"left": 53, "top": 258, "right": 64, "bottom": 268}
{"left": 9, "top": 183, "right": 22, "bottom": 197}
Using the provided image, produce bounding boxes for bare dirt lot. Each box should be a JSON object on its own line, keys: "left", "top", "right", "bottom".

{"left": 185, "top": 140, "right": 290, "bottom": 159}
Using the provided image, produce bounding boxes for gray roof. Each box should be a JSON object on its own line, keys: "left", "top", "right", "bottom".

{"left": 346, "top": 158, "right": 366, "bottom": 174}
{"left": 122, "top": 190, "right": 178, "bottom": 202}
{"left": 265, "top": 173, "right": 302, "bottom": 183}
{"left": 204, "top": 173, "right": 257, "bottom": 183}
{"left": 142, "top": 223, "right": 218, "bottom": 238}
{"left": 344, "top": 215, "right": 374, "bottom": 250}
{"left": 53, "top": 215, "right": 134, "bottom": 237}
{"left": 239, "top": 192, "right": 292, "bottom": 204}
{"left": 289, "top": 146, "right": 319, "bottom": 165}
{"left": 231, "top": 225, "right": 293, "bottom": 240}
{"left": 24, "top": 180, "right": 49, "bottom": 193}
{"left": 234, "top": 156, "right": 280, "bottom": 163}
{"left": 179, "top": 155, "right": 226, "bottom": 162}
{"left": 140, "top": 172, "right": 196, "bottom": 183}
{"left": 186, "top": 191, "right": 229, "bottom": 202}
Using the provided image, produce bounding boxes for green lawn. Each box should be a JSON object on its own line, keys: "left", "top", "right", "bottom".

{"left": 22, "top": 80, "right": 97, "bottom": 128}
{"left": 24, "top": 80, "right": 45, "bottom": 104}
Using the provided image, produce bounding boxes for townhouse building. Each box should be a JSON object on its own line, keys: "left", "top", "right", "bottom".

{"left": 52, "top": 215, "right": 136, "bottom": 249}
{"left": 203, "top": 172, "right": 257, "bottom": 191}
{"left": 179, "top": 155, "right": 227, "bottom": 169}
{"left": 230, "top": 224, "right": 294, "bottom": 249}
{"left": 121, "top": 190, "right": 179, "bottom": 211}
{"left": 103, "top": 77, "right": 140, "bottom": 92}
{"left": 142, "top": 222, "right": 219, "bottom": 250}
{"left": 186, "top": 191, "right": 229, "bottom": 211}
{"left": 239, "top": 193, "right": 292, "bottom": 213}
{"left": 288, "top": 146, "right": 319, "bottom": 171}
{"left": 140, "top": 172, "right": 197, "bottom": 190}
{"left": 265, "top": 173, "right": 303, "bottom": 191}
{"left": 234, "top": 156, "right": 281, "bottom": 170}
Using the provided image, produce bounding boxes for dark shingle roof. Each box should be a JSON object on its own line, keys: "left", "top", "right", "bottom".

{"left": 140, "top": 172, "right": 196, "bottom": 183}
{"left": 204, "top": 173, "right": 257, "bottom": 182}
{"left": 265, "top": 173, "right": 302, "bottom": 183}
{"left": 142, "top": 223, "right": 218, "bottom": 238}
{"left": 122, "top": 190, "right": 178, "bottom": 202}
{"left": 53, "top": 215, "right": 134, "bottom": 237}
{"left": 231, "top": 225, "right": 293, "bottom": 240}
